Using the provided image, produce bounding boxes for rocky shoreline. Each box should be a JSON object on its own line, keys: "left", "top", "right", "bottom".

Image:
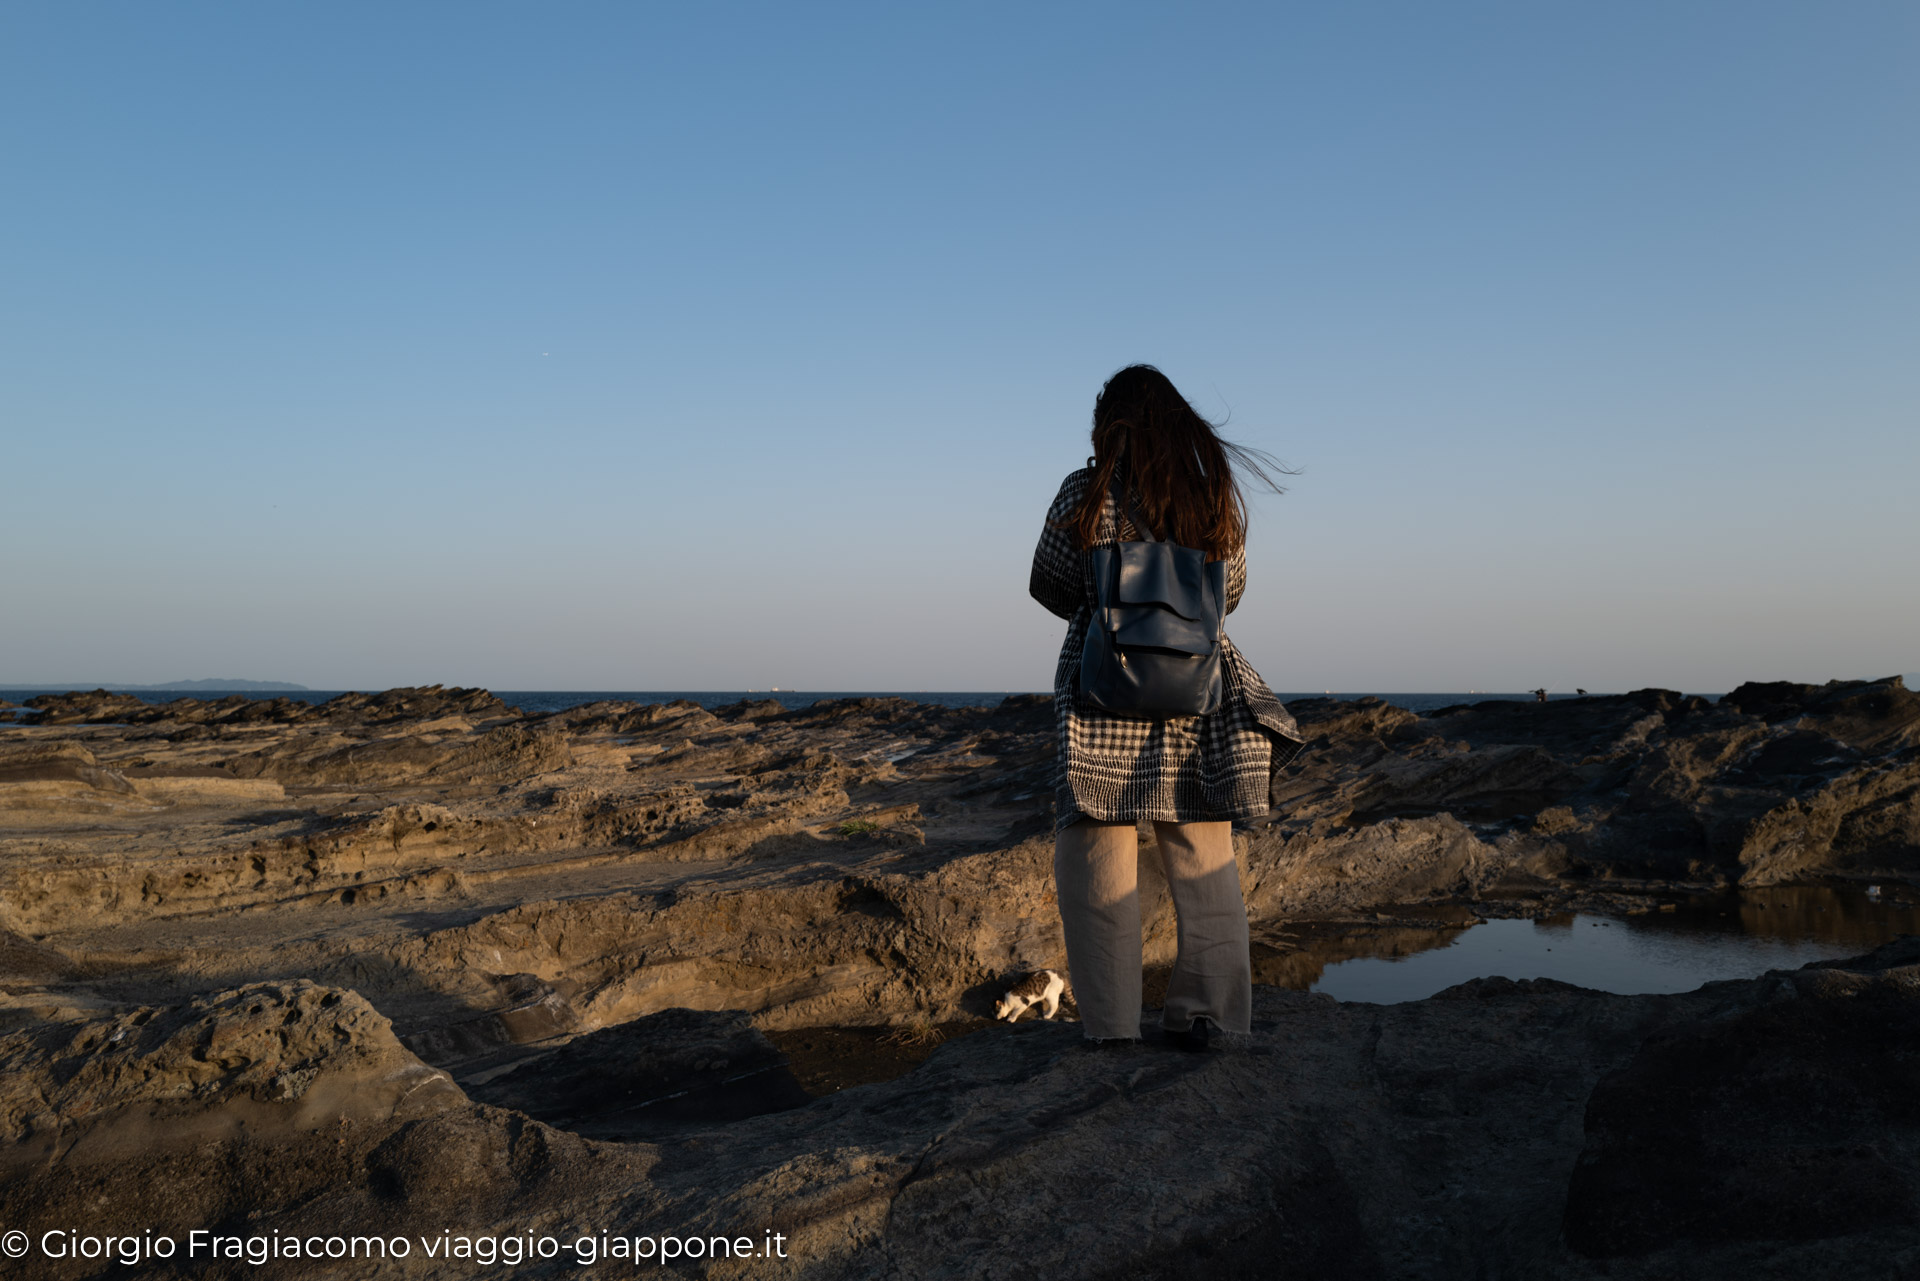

{"left": 2, "top": 676, "right": 1917, "bottom": 1277}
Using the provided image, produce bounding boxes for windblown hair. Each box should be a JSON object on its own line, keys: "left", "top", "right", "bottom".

{"left": 1065, "top": 364, "right": 1288, "bottom": 559}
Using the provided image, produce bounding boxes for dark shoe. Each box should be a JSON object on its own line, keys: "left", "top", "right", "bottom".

{"left": 1168, "top": 1018, "right": 1213, "bottom": 1053}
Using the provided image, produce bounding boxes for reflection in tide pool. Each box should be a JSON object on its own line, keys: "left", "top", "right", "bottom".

{"left": 1312, "top": 886, "right": 1920, "bottom": 1005}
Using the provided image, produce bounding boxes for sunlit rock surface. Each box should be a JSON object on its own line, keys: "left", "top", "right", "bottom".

{"left": 2, "top": 677, "right": 1917, "bottom": 1277}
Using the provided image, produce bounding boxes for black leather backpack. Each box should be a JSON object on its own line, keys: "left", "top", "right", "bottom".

{"left": 1076, "top": 488, "right": 1226, "bottom": 719}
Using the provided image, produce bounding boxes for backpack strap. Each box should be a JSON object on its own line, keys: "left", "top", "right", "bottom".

{"left": 1109, "top": 479, "right": 1161, "bottom": 543}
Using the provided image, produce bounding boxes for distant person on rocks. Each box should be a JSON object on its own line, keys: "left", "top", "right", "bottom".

{"left": 1029, "top": 365, "right": 1304, "bottom": 1050}
{"left": 1533, "top": 688, "right": 1549, "bottom": 703}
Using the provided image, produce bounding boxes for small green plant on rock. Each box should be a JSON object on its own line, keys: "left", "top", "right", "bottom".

{"left": 835, "top": 819, "right": 882, "bottom": 837}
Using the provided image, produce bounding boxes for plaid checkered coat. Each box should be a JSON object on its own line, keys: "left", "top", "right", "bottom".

{"left": 1030, "top": 467, "right": 1304, "bottom": 831}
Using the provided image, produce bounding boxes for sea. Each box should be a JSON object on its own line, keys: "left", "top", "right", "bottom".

{"left": 0, "top": 689, "right": 1698, "bottom": 720}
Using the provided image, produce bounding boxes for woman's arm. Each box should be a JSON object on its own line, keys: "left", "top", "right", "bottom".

{"left": 1029, "top": 470, "right": 1090, "bottom": 621}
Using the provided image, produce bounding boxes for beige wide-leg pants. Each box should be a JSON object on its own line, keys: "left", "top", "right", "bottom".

{"left": 1053, "top": 819, "right": 1253, "bottom": 1040}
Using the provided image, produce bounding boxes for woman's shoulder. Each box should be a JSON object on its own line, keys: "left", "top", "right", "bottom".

{"left": 1056, "top": 465, "right": 1094, "bottom": 497}
{"left": 1045, "top": 466, "right": 1097, "bottom": 518}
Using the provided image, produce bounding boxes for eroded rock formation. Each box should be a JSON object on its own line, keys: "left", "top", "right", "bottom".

{"left": 7, "top": 948, "right": 1920, "bottom": 1278}
{"left": 2, "top": 677, "right": 1917, "bottom": 1277}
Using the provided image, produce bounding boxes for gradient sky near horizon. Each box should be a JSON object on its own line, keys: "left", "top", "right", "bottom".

{"left": 2, "top": 2, "right": 1915, "bottom": 694}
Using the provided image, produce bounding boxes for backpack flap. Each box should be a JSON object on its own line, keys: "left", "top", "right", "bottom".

{"left": 1116, "top": 541, "right": 1212, "bottom": 621}
{"left": 1102, "top": 605, "right": 1214, "bottom": 655}
{"left": 1078, "top": 616, "right": 1224, "bottom": 718}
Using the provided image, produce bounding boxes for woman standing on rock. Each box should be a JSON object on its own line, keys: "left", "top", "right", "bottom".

{"left": 1029, "top": 365, "right": 1303, "bottom": 1049}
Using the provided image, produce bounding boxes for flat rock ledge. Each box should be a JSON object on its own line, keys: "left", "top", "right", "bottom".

{"left": 6, "top": 942, "right": 1920, "bottom": 1280}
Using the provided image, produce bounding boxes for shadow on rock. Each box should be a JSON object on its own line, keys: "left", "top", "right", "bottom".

{"left": 1564, "top": 938, "right": 1920, "bottom": 1256}
{"left": 465, "top": 1008, "right": 812, "bottom": 1142}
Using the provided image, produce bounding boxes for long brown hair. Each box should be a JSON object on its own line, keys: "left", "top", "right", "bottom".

{"left": 1065, "top": 364, "right": 1288, "bottom": 558}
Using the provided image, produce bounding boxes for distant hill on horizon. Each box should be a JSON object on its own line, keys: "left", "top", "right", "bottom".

{"left": 0, "top": 679, "right": 310, "bottom": 692}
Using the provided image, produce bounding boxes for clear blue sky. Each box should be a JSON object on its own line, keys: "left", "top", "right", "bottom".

{"left": 3, "top": 2, "right": 1914, "bottom": 693}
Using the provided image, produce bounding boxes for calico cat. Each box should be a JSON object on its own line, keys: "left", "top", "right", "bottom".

{"left": 994, "top": 968, "right": 1069, "bottom": 1022}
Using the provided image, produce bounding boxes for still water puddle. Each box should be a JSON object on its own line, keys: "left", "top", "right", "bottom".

{"left": 1304, "top": 886, "right": 1920, "bottom": 1005}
